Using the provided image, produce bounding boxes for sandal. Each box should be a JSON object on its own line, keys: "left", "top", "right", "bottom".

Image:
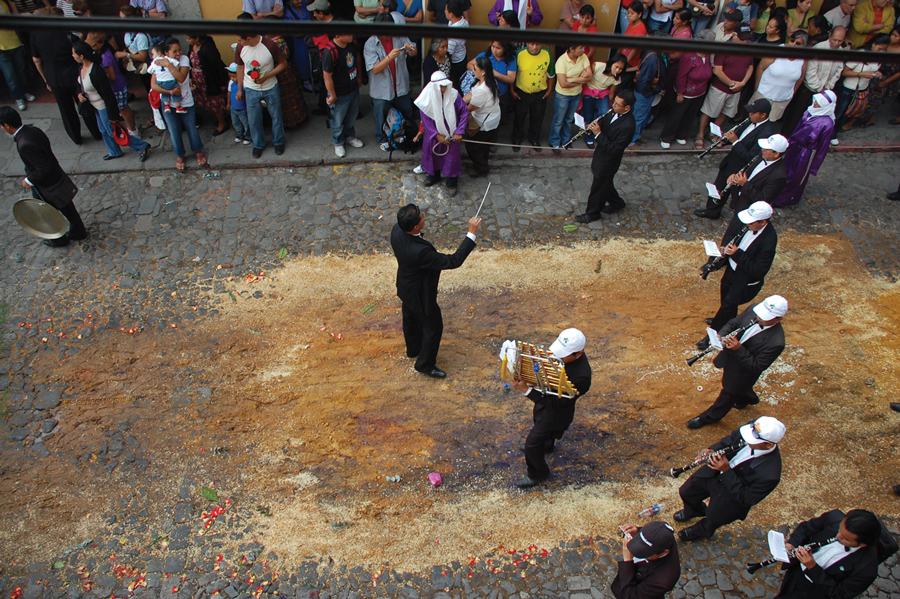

{"left": 694, "top": 137, "right": 705, "bottom": 150}
{"left": 175, "top": 157, "right": 185, "bottom": 171}
{"left": 859, "top": 117, "right": 876, "bottom": 129}
{"left": 196, "top": 152, "right": 208, "bottom": 167}
{"left": 841, "top": 119, "right": 856, "bottom": 132}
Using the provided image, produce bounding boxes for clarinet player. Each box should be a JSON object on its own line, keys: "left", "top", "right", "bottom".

{"left": 675, "top": 416, "right": 785, "bottom": 541}
{"left": 688, "top": 295, "right": 787, "bottom": 429}
{"left": 774, "top": 510, "right": 893, "bottom": 599}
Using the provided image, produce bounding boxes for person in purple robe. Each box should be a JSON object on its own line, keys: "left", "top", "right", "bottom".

{"left": 773, "top": 91, "right": 837, "bottom": 207}
{"left": 415, "top": 71, "right": 469, "bottom": 197}
{"left": 487, "top": 0, "right": 542, "bottom": 27}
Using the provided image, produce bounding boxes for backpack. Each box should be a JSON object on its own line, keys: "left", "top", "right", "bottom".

{"left": 382, "top": 108, "right": 420, "bottom": 158}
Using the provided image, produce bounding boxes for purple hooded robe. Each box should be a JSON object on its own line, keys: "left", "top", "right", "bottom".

{"left": 773, "top": 113, "right": 835, "bottom": 207}
{"left": 420, "top": 94, "right": 468, "bottom": 178}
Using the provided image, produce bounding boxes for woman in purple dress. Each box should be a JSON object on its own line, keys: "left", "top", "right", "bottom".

{"left": 773, "top": 90, "right": 836, "bottom": 207}
{"left": 414, "top": 71, "right": 469, "bottom": 197}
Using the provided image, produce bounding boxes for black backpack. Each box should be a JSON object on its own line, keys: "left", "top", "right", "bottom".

{"left": 382, "top": 108, "right": 420, "bottom": 159}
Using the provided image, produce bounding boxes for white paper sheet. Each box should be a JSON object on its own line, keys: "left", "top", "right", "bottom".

{"left": 706, "top": 182, "right": 721, "bottom": 199}
{"left": 706, "top": 327, "right": 723, "bottom": 351}
{"left": 574, "top": 113, "right": 585, "bottom": 129}
{"left": 768, "top": 530, "right": 791, "bottom": 563}
{"left": 704, "top": 241, "right": 722, "bottom": 257}
{"left": 709, "top": 122, "right": 722, "bottom": 137}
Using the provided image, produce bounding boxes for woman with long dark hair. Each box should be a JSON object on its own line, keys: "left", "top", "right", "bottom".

{"left": 580, "top": 54, "right": 625, "bottom": 148}
{"left": 72, "top": 41, "right": 150, "bottom": 162}
{"left": 464, "top": 56, "right": 501, "bottom": 177}
{"left": 468, "top": 40, "right": 517, "bottom": 124}
{"left": 185, "top": 34, "right": 230, "bottom": 136}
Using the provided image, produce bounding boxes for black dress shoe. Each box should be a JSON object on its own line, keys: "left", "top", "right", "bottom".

{"left": 516, "top": 476, "right": 547, "bottom": 489}
{"left": 678, "top": 527, "right": 702, "bottom": 542}
{"left": 601, "top": 205, "right": 622, "bottom": 214}
{"left": 673, "top": 509, "right": 694, "bottom": 522}
{"left": 733, "top": 403, "right": 748, "bottom": 410}
{"left": 686, "top": 417, "right": 705, "bottom": 429}
{"left": 212, "top": 127, "right": 228, "bottom": 137}
{"left": 43, "top": 237, "right": 70, "bottom": 248}
{"left": 705, "top": 318, "right": 714, "bottom": 326}
{"left": 694, "top": 209, "right": 721, "bottom": 219}
{"left": 417, "top": 367, "right": 446, "bottom": 379}
{"left": 252, "top": 147, "right": 263, "bottom": 158}
{"left": 574, "top": 213, "right": 597, "bottom": 224}
{"left": 696, "top": 337, "right": 710, "bottom": 351}
{"left": 274, "top": 144, "right": 285, "bottom": 155}
{"left": 890, "top": 402, "right": 900, "bottom": 413}
{"left": 102, "top": 154, "right": 121, "bottom": 161}
{"left": 887, "top": 192, "right": 900, "bottom": 201}
{"left": 894, "top": 485, "right": 900, "bottom": 496}
{"left": 519, "top": 443, "right": 554, "bottom": 454}
{"left": 139, "top": 147, "right": 150, "bottom": 162}
{"left": 423, "top": 176, "right": 441, "bottom": 187}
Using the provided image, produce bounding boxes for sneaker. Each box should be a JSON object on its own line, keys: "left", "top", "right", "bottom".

{"left": 659, "top": 140, "right": 671, "bottom": 149}
{"left": 334, "top": 144, "right": 346, "bottom": 158}
{"left": 235, "top": 136, "right": 243, "bottom": 143}
{"left": 586, "top": 139, "right": 594, "bottom": 148}
{"left": 128, "top": 129, "right": 140, "bottom": 139}
{"left": 175, "top": 106, "right": 187, "bottom": 114}
{"left": 675, "top": 139, "right": 687, "bottom": 145}
{"left": 242, "top": 138, "right": 252, "bottom": 145}
{"left": 164, "top": 106, "right": 171, "bottom": 113}
{"left": 379, "top": 141, "right": 390, "bottom": 151}
{"left": 551, "top": 145, "right": 561, "bottom": 154}
{"left": 347, "top": 137, "right": 364, "bottom": 148}
{"left": 23, "top": 93, "right": 36, "bottom": 102}
{"left": 15, "top": 99, "right": 26, "bottom": 111}
{"left": 413, "top": 165, "right": 425, "bottom": 174}
{"left": 829, "top": 139, "right": 839, "bottom": 146}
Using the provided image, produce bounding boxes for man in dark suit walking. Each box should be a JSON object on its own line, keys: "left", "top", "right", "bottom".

{"left": 575, "top": 89, "right": 636, "bottom": 223}
{"left": 675, "top": 416, "right": 784, "bottom": 541}
{"left": 390, "top": 204, "right": 481, "bottom": 379}
{"left": 689, "top": 295, "right": 787, "bottom": 429}
{"left": 723, "top": 134, "right": 789, "bottom": 215}
{"left": 695, "top": 99, "right": 773, "bottom": 220}
{"left": 774, "top": 509, "right": 896, "bottom": 599}
{"left": 0, "top": 107, "right": 86, "bottom": 248}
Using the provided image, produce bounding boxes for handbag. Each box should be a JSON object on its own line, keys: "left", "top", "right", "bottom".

{"left": 111, "top": 120, "right": 131, "bottom": 146}
{"left": 466, "top": 114, "right": 481, "bottom": 137}
{"left": 844, "top": 88, "right": 869, "bottom": 119}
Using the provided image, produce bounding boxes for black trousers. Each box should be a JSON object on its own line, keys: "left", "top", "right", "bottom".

{"left": 465, "top": 128, "right": 497, "bottom": 174}
{"left": 450, "top": 61, "right": 466, "bottom": 92}
{"left": 779, "top": 85, "right": 815, "bottom": 138}
{"left": 51, "top": 85, "right": 94, "bottom": 145}
{"left": 709, "top": 266, "right": 763, "bottom": 331}
{"left": 585, "top": 172, "right": 625, "bottom": 219}
{"left": 678, "top": 473, "right": 751, "bottom": 538}
{"left": 696, "top": 387, "right": 760, "bottom": 425}
{"left": 524, "top": 421, "right": 565, "bottom": 480}
{"left": 401, "top": 303, "right": 443, "bottom": 372}
{"left": 703, "top": 165, "right": 737, "bottom": 218}
{"left": 34, "top": 186, "right": 86, "bottom": 240}
{"left": 659, "top": 95, "right": 705, "bottom": 143}
{"left": 511, "top": 89, "right": 547, "bottom": 145}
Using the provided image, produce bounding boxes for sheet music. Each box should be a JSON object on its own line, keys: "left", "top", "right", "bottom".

{"left": 706, "top": 182, "right": 721, "bottom": 199}
{"left": 710, "top": 123, "right": 722, "bottom": 137}
{"left": 574, "top": 113, "right": 585, "bottom": 129}
{"left": 706, "top": 328, "right": 723, "bottom": 351}
{"left": 704, "top": 241, "right": 722, "bottom": 257}
{"left": 768, "top": 530, "right": 790, "bottom": 563}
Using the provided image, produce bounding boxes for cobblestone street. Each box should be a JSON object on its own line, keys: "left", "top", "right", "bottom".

{"left": 1, "top": 151, "right": 899, "bottom": 599}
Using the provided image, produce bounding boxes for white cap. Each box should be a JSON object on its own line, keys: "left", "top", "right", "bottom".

{"left": 738, "top": 201, "right": 773, "bottom": 224}
{"left": 758, "top": 134, "right": 789, "bottom": 153}
{"left": 431, "top": 71, "right": 452, "bottom": 86}
{"left": 740, "top": 416, "right": 786, "bottom": 445}
{"left": 752, "top": 295, "right": 788, "bottom": 321}
{"left": 226, "top": 62, "right": 239, "bottom": 73}
{"left": 549, "top": 328, "right": 586, "bottom": 358}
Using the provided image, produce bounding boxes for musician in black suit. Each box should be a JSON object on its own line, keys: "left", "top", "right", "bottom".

{"left": 390, "top": 204, "right": 481, "bottom": 379}
{"left": 695, "top": 99, "right": 773, "bottom": 220}
{"left": 675, "top": 416, "right": 784, "bottom": 541}
{"left": 611, "top": 521, "right": 680, "bottom": 599}
{"left": 724, "top": 136, "right": 788, "bottom": 216}
{"left": 575, "top": 89, "right": 637, "bottom": 223}
{"left": 775, "top": 509, "right": 893, "bottom": 599}
{"left": 510, "top": 328, "right": 592, "bottom": 488}
{"left": 689, "top": 296, "right": 787, "bottom": 428}
{"left": 0, "top": 107, "right": 86, "bottom": 248}
{"left": 699, "top": 201, "right": 779, "bottom": 340}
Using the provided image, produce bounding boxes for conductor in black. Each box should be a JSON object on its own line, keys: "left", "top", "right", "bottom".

{"left": 390, "top": 204, "right": 482, "bottom": 379}
{"left": 510, "top": 328, "right": 592, "bottom": 489}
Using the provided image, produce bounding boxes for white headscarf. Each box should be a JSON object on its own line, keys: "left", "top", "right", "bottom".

{"left": 807, "top": 90, "right": 837, "bottom": 120}
{"left": 502, "top": 0, "right": 529, "bottom": 28}
{"left": 414, "top": 72, "right": 460, "bottom": 138}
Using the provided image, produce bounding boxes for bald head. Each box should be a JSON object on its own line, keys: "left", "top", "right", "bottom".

{"left": 829, "top": 26, "right": 846, "bottom": 48}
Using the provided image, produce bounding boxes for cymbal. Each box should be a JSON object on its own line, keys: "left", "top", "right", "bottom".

{"left": 13, "top": 198, "right": 68, "bottom": 239}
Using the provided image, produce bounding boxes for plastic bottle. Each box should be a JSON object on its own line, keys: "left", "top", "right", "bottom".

{"left": 637, "top": 502, "right": 666, "bottom": 518}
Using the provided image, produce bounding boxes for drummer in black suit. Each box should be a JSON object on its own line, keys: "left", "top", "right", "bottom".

{"left": 675, "top": 416, "right": 784, "bottom": 541}
{"left": 390, "top": 204, "right": 481, "bottom": 379}
{"left": 695, "top": 98, "right": 774, "bottom": 220}
{"left": 611, "top": 521, "right": 681, "bottom": 599}
{"left": 575, "top": 89, "right": 637, "bottom": 223}
{"left": 0, "top": 106, "right": 86, "bottom": 248}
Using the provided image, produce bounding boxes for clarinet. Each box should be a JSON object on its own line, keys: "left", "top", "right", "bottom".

{"left": 669, "top": 439, "right": 746, "bottom": 478}
{"left": 685, "top": 318, "right": 758, "bottom": 367}
{"left": 563, "top": 108, "right": 614, "bottom": 149}
{"left": 697, "top": 117, "right": 750, "bottom": 159}
{"left": 711, "top": 153, "right": 764, "bottom": 206}
{"left": 746, "top": 537, "right": 838, "bottom": 574}
{"left": 700, "top": 223, "right": 750, "bottom": 280}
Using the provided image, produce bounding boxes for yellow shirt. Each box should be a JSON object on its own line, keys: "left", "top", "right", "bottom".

{"left": 0, "top": 1, "right": 22, "bottom": 51}
{"left": 554, "top": 52, "right": 590, "bottom": 96}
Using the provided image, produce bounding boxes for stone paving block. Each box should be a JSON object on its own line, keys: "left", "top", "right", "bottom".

{"left": 565, "top": 577, "right": 590, "bottom": 592}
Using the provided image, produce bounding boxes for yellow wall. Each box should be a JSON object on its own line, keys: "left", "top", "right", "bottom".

{"left": 198, "top": 0, "right": 244, "bottom": 64}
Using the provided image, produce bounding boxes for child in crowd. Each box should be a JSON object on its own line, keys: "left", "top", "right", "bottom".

{"left": 226, "top": 63, "right": 250, "bottom": 145}
{"left": 148, "top": 44, "right": 185, "bottom": 114}
{"left": 445, "top": 0, "right": 469, "bottom": 90}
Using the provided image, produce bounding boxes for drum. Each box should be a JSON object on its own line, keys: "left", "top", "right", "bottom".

{"left": 13, "top": 197, "right": 69, "bottom": 240}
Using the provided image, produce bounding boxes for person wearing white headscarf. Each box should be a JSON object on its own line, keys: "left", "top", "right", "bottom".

{"left": 773, "top": 90, "right": 837, "bottom": 206}
{"left": 414, "top": 71, "right": 469, "bottom": 196}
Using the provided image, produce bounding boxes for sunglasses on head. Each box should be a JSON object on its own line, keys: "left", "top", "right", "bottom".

{"left": 751, "top": 422, "right": 771, "bottom": 442}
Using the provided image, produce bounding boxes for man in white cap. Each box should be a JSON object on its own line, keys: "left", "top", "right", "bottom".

{"left": 510, "top": 328, "right": 592, "bottom": 488}
{"left": 725, "top": 133, "right": 789, "bottom": 215}
{"left": 675, "top": 416, "right": 785, "bottom": 541}
{"left": 690, "top": 295, "right": 787, "bottom": 428}
{"left": 699, "top": 202, "right": 779, "bottom": 347}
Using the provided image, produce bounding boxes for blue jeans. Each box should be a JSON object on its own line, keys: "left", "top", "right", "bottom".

{"left": 158, "top": 79, "right": 180, "bottom": 106}
{"left": 832, "top": 85, "right": 856, "bottom": 140}
{"left": 331, "top": 87, "right": 360, "bottom": 145}
{"left": 0, "top": 45, "right": 27, "bottom": 100}
{"left": 231, "top": 107, "right": 249, "bottom": 140}
{"left": 618, "top": 7, "right": 629, "bottom": 32}
{"left": 548, "top": 91, "right": 581, "bottom": 148}
{"left": 631, "top": 92, "right": 655, "bottom": 144}
{"left": 245, "top": 84, "right": 286, "bottom": 149}
{"left": 96, "top": 108, "right": 150, "bottom": 157}
{"left": 646, "top": 17, "right": 671, "bottom": 33}
{"left": 581, "top": 95, "right": 610, "bottom": 143}
{"left": 162, "top": 104, "right": 204, "bottom": 157}
{"left": 692, "top": 14, "right": 714, "bottom": 35}
{"left": 372, "top": 94, "right": 414, "bottom": 143}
